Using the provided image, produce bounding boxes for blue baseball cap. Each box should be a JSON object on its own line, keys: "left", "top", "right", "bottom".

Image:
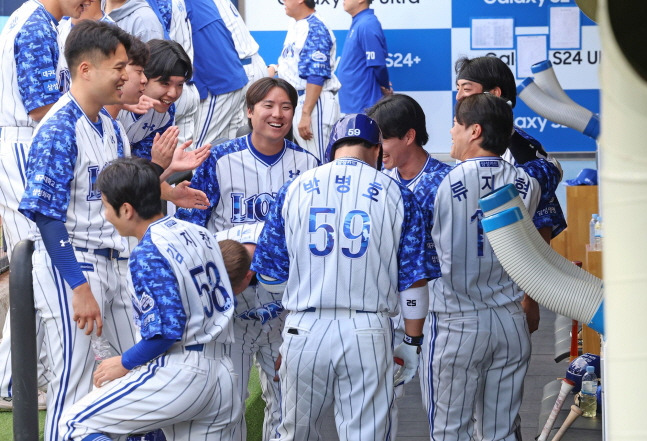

{"left": 565, "top": 168, "right": 598, "bottom": 186}
{"left": 324, "top": 114, "right": 382, "bottom": 163}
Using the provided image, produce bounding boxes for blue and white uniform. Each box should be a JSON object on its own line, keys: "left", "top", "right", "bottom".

{"left": 216, "top": 223, "right": 283, "bottom": 441}
{"left": 420, "top": 157, "right": 560, "bottom": 441}
{"left": 187, "top": 0, "right": 247, "bottom": 146}
{"left": 175, "top": 134, "right": 319, "bottom": 231}
{"left": 60, "top": 216, "right": 241, "bottom": 440}
{"left": 337, "top": 8, "right": 389, "bottom": 114}
{"left": 252, "top": 158, "right": 434, "bottom": 441}
{"left": 18, "top": 93, "right": 137, "bottom": 441}
{"left": 277, "top": 12, "right": 341, "bottom": 162}
{"left": 118, "top": 105, "right": 175, "bottom": 160}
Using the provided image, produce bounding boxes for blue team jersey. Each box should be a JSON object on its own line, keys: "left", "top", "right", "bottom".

{"left": 186, "top": 0, "right": 247, "bottom": 98}
{"left": 0, "top": 0, "right": 61, "bottom": 128}
{"left": 119, "top": 105, "right": 175, "bottom": 160}
{"left": 251, "top": 159, "right": 434, "bottom": 313}
{"left": 129, "top": 216, "right": 234, "bottom": 345}
{"left": 175, "top": 134, "right": 320, "bottom": 232}
{"left": 19, "top": 93, "right": 129, "bottom": 250}
{"left": 337, "top": 9, "right": 388, "bottom": 114}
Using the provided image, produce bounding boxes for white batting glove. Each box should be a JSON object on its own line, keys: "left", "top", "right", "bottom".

{"left": 393, "top": 342, "right": 421, "bottom": 387}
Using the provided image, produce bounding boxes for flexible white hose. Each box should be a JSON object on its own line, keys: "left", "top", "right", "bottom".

{"left": 479, "top": 185, "right": 604, "bottom": 334}
{"left": 531, "top": 60, "right": 577, "bottom": 106}
{"left": 518, "top": 78, "right": 600, "bottom": 139}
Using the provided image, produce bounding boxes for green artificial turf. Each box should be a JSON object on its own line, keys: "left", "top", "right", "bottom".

{"left": 0, "top": 369, "right": 265, "bottom": 441}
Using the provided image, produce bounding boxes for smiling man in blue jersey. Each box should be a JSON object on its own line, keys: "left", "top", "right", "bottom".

{"left": 337, "top": 0, "right": 392, "bottom": 114}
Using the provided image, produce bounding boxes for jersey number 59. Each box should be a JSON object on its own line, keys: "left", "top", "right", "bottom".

{"left": 308, "top": 207, "right": 371, "bottom": 258}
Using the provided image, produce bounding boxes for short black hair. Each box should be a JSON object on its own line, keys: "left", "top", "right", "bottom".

{"left": 246, "top": 77, "right": 298, "bottom": 129}
{"left": 304, "top": 0, "right": 315, "bottom": 8}
{"left": 455, "top": 56, "right": 517, "bottom": 108}
{"left": 366, "top": 94, "right": 429, "bottom": 147}
{"left": 65, "top": 20, "right": 131, "bottom": 76}
{"left": 145, "top": 39, "right": 192, "bottom": 82}
{"left": 128, "top": 35, "right": 149, "bottom": 68}
{"left": 97, "top": 157, "right": 162, "bottom": 220}
{"left": 454, "top": 94, "right": 512, "bottom": 156}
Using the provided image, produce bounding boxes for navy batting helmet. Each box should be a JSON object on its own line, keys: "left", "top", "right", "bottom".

{"left": 565, "top": 353, "right": 601, "bottom": 393}
{"left": 324, "top": 114, "right": 383, "bottom": 164}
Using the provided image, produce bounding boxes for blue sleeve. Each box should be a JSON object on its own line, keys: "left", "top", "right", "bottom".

{"left": 516, "top": 159, "right": 565, "bottom": 234}
{"left": 129, "top": 240, "right": 186, "bottom": 340}
{"left": 397, "top": 186, "right": 435, "bottom": 291}
{"left": 14, "top": 15, "right": 61, "bottom": 112}
{"left": 174, "top": 148, "right": 219, "bottom": 227}
{"left": 19, "top": 114, "right": 78, "bottom": 222}
{"left": 121, "top": 335, "right": 175, "bottom": 369}
{"left": 371, "top": 65, "right": 390, "bottom": 88}
{"left": 34, "top": 213, "right": 86, "bottom": 289}
{"left": 298, "top": 19, "right": 333, "bottom": 80}
{"left": 250, "top": 181, "right": 290, "bottom": 281}
{"left": 306, "top": 75, "right": 325, "bottom": 87}
{"left": 358, "top": 20, "right": 387, "bottom": 67}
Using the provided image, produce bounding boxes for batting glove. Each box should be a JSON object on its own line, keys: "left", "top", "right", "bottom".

{"left": 393, "top": 338, "right": 422, "bottom": 387}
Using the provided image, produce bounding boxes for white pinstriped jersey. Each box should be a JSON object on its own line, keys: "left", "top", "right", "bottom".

{"left": 170, "top": 0, "right": 193, "bottom": 61}
{"left": 213, "top": 0, "right": 259, "bottom": 59}
{"left": 175, "top": 134, "right": 320, "bottom": 233}
{"left": 19, "top": 93, "right": 130, "bottom": 252}
{"left": 278, "top": 12, "right": 340, "bottom": 93}
{"left": 129, "top": 216, "right": 235, "bottom": 345}
{"left": 117, "top": 105, "right": 174, "bottom": 160}
{"left": 429, "top": 157, "right": 540, "bottom": 313}
{"left": 0, "top": 0, "right": 60, "bottom": 129}
{"left": 252, "top": 158, "right": 433, "bottom": 314}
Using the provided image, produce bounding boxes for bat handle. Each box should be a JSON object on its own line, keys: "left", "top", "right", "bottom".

{"left": 551, "top": 405, "right": 583, "bottom": 441}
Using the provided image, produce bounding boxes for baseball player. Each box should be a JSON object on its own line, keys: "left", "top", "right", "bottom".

{"left": 251, "top": 113, "right": 433, "bottom": 441}
{"left": 187, "top": 0, "right": 248, "bottom": 146}
{"left": 17, "top": 22, "right": 140, "bottom": 441}
{"left": 420, "top": 94, "right": 562, "bottom": 440}
{"left": 337, "top": 0, "right": 392, "bottom": 114}
{"left": 455, "top": 55, "right": 567, "bottom": 333}
{"left": 215, "top": 223, "right": 284, "bottom": 441}
{"left": 118, "top": 39, "right": 191, "bottom": 160}
{"left": 175, "top": 77, "right": 320, "bottom": 231}
{"left": 60, "top": 157, "right": 241, "bottom": 440}
{"left": 268, "top": 0, "right": 341, "bottom": 162}
{"left": 176, "top": 77, "right": 319, "bottom": 440}
{"left": 0, "top": 0, "right": 90, "bottom": 406}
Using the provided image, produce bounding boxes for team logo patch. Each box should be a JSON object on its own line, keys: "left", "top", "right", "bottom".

{"left": 140, "top": 293, "right": 155, "bottom": 313}
{"left": 311, "top": 51, "right": 328, "bottom": 63}
{"left": 164, "top": 219, "right": 177, "bottom": 228}
{"left": 479, "top": 160, "right": 499, "bottom": 168}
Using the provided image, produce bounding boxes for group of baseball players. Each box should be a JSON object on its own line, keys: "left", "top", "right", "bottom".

{"left": 0, "top": 0, "right": 568, "bottom": 439}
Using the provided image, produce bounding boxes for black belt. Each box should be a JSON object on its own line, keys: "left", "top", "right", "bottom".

{"left": 75, "top": 247, "right": 126, "bottom": 260}
{"left": 186, "top": 344, "right": 203, "bottom": 352}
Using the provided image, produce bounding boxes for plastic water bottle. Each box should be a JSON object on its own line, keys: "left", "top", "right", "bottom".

{"left": 593, "top": 217, "right": 603, "bottom": 251}
{"left": 90, "top": 334, "right": 117, "bottom": 363}
{"left": 589, "top": 214, "right": 598, "bottom": 248}
{"left": 580, "top": 365, "right": 598, "bottom": 417}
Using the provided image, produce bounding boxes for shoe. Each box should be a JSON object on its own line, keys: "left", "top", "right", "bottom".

{"left": 0, "top": 391, "right": 46, "bottom": 411}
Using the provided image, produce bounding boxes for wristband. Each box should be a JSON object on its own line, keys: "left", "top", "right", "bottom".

{"left": 403, "top": 333, "right": 424, "bottom": 346}
{"left": 149, "top": 161, "right": 165, "bottom": 178}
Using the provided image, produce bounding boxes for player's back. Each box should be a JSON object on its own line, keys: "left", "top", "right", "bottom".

{"left": 430, "top": 157, "right": 540, "bottom": 313}
{"left": 278, "top": 158, "right": 420, "bottom": 314}
{"left": 0, "top": 1, "right": 59, "bottom": 128}
{"left": 131, "top": 216, "right": 235, "bottom": 347}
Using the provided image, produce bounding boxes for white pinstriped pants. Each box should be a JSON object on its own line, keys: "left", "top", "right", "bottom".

{"left": 292, "top": 90, "right": 340, "bottom": 163}
{"left": 273, "top": 310, "right": 394, "bottom": 441}
{"left": 420, "top": 303, "right": 530, "bottom": 441}
{"left": 194, "top": 88, "right": 246, "bottom": 147}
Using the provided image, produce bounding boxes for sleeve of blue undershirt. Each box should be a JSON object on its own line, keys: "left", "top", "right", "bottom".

{"left": 306, "top": 75, "right": 325, "bottom": 87}
{"left": 371, "top": 65, "right": 390, "bottom": 88}
{"left": 34, "top": 213, "right": 86, "bottom": 289}
{"left": 121, "top": 336, "right": 176, "bottom": 369}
